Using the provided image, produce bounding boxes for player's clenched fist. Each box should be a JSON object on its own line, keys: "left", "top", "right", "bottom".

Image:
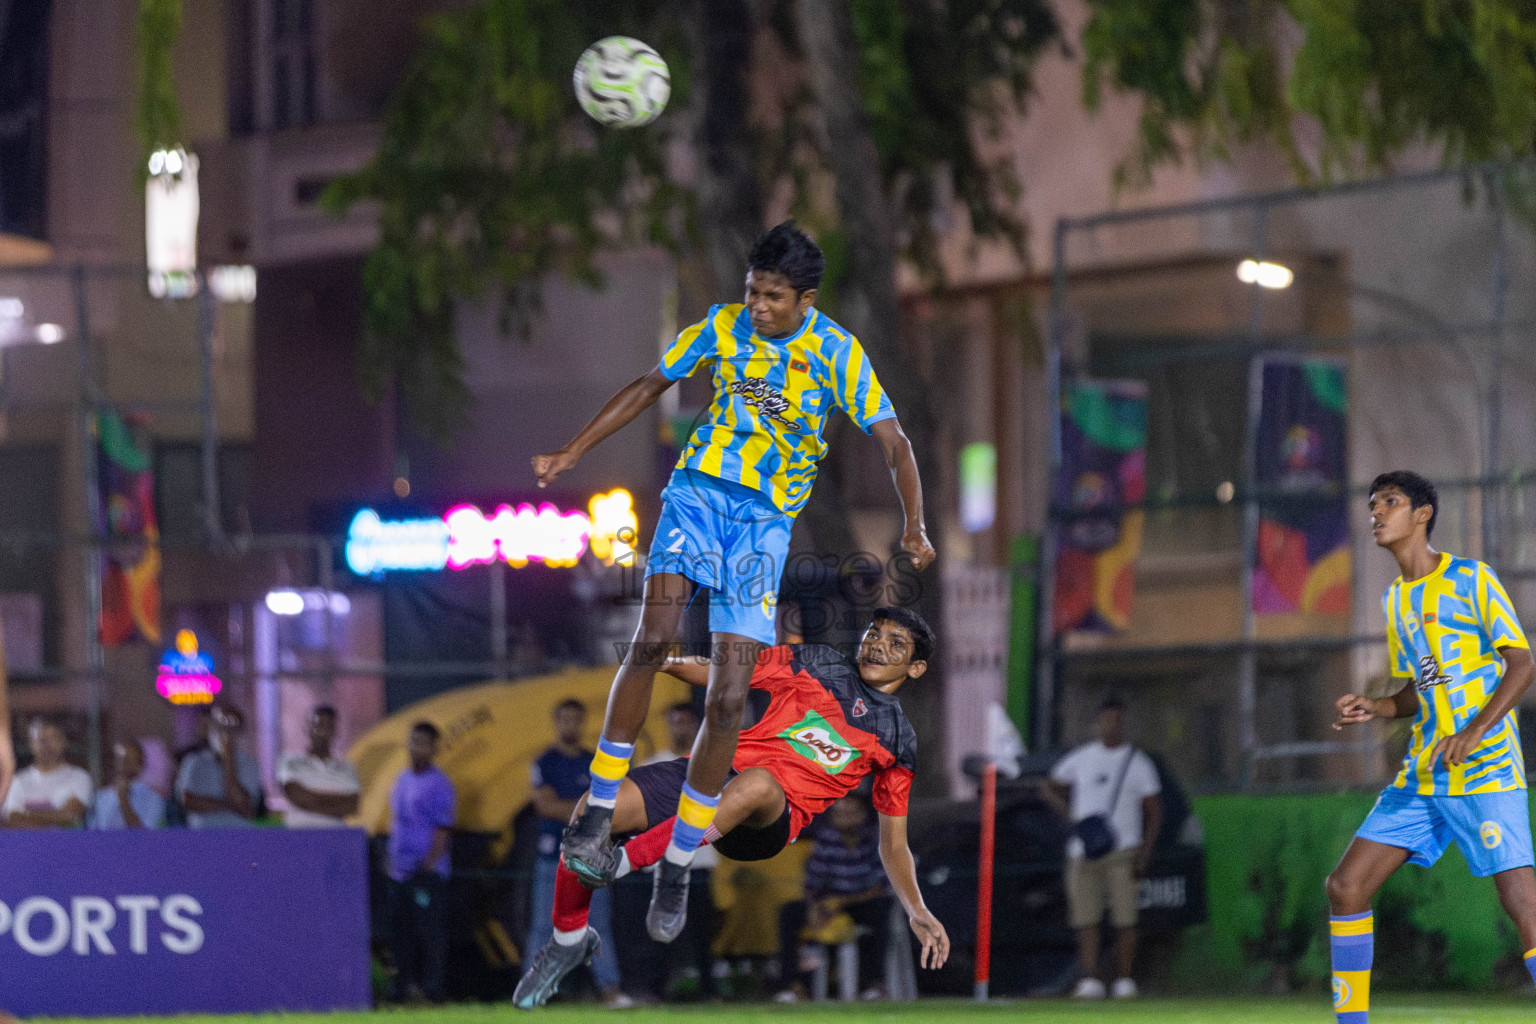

{"left": 901, "top": 526, "right": 937, "bottom": 572}
{"left": 532, "top": 449, "right": 579, "bottom": 489}
{"left": 1332, "top": 693, "right": 1383, "bottom": 730}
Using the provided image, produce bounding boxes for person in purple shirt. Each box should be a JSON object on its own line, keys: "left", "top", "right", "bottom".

{"left": 387, "top": 721, "right": 456, "bottom": 1004}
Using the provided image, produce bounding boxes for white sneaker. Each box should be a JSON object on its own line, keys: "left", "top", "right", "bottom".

{"left": 604, "top": 992, "right": 636, "bottom": 1009}
{"left": 1111, "top": 977, "right": 1139, "bottom": 999}
{"left": 1072, "top": 977, "right": 1107, "bottom": 999}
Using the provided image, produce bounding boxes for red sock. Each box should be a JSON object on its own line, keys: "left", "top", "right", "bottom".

{"left": 552, "top": 858, "right": 593, "bottom": 933}
{"left": 622, "top": 815, "right": 721, "bottom": 872}
{"left": 622, "top": 816, "right": 676, "bottom": 871}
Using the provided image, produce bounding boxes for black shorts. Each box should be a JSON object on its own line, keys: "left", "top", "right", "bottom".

{"left": 625, "top": 757, "right": 793, "bottom": 863}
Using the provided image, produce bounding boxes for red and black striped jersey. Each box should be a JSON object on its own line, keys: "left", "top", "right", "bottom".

{"left": 734, "top": 644, "right": 918, "bottom": 833}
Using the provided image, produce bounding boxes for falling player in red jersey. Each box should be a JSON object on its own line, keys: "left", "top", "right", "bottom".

{"left": 513, "top": 607, "right": 949, "bottom": 1009}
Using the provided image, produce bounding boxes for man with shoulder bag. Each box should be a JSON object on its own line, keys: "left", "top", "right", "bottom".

{"left": 1045, "top": 697, "right": 1163, "bottom": 1000}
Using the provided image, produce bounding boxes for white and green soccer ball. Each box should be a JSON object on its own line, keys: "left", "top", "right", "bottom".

{"left": 573, "top": 36, "right": 671, "bottom": 128}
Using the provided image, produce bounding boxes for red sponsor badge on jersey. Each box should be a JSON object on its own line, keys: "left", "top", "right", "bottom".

{"left": 1424, "top": 613, "right": 1437, "bottom": 624}
{"left": 852, "top": 697, "right": 868, "bottom": 717}
{"left": 790, "top": 357, "right": 810, "bottom": 374}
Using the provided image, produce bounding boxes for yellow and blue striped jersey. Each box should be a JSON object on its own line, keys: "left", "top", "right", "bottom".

{"left": 659, "top": 303, "right": 896, "bottom": 516}
{"left": 1385, "top": 553, "right": 1529, "bottom": 795}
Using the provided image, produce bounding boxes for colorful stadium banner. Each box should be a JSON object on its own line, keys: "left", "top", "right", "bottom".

{"left": 0, "top": 829, "right": 370, "bottom": 1015}
{"left": 1052, "top": 379, "right": 1148, "bottom": 635}
{"left": 1252, "top": 357, "right": 1351, "bottom": 616}
{"left": 97, "top": 410, "right": 161, "bottom": 645}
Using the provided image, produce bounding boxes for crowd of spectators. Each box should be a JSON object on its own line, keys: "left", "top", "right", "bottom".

{"left": 0, "top": 697, "right": 896, "bottom": 1008}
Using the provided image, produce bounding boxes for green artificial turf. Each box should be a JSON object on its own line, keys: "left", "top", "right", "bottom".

{"left": 32, "top": 995, "right": 1536, "bottom": 1024}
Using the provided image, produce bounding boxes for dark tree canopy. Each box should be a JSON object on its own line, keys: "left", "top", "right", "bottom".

{"left": 1081, "top": 0, "right": 1536, "bottom": 188}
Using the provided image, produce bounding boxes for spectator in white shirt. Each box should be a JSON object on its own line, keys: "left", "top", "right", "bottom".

{"left": 2, "top": 717, "right": 92, "bottom": 828}
{"left": 90, "top": 738, "right": 166, "bottom": 829}
{"left": 1045, "top": 697, "right": 1163, "bottom": 1001}
{"left": 277, "top": 705, "right": 360, "bottom": 827}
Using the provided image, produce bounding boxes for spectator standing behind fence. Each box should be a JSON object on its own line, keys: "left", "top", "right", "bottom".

{"left": 1044, "top": 696, "right": 1163, "bottom": 1001}
{"left": 774, "top": 794, "right": 894, "bottom": 1002}
{"left": 1, "top": 717, "right": 91, "bottom": 828}
{"left": 90, "top": 738, "right": 165, "bottom": 829}
{"left": 277, "top": 706, "right": 360, "bottom": 827}
{"left": 176, "top": 704, "right": 261, "bottom": 828}
{"left": 387, "top": 721, "right": 455, "bottom": 1005}
{"left": 526, "top": 699, "right": 629, "bottom": 1008}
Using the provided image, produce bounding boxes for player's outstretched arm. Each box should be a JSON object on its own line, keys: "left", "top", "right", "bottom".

{"left": 1434, "top": 646, "right": 1534, "bottom": 768}
{"left": 871, "top": 418, "right": 936, "bottom": 571}
{"left": 532, "top": 369, "right": 674, "bottom": 488}
{"left": 878, "top": 812, "right": 949, "bottom": 969}
{"left": 661, "top": 655, "right": 712, "bottom": 688}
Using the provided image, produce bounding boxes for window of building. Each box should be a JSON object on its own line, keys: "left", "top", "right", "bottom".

{"left": 269, "top": 0, "right": 316, "bottom": 129}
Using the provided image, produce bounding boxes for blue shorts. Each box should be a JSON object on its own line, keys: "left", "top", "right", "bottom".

{"left": 1355, "top": 788, "right": 1535, "bottom": 877}
{"left": 645, "top": 469, "right": 791, "bottom": 646}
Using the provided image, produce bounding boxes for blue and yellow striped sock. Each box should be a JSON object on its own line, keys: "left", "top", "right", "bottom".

{"left": 1524, "top": 946, "right": 1536, "bottom": 987}
{"left": 664, "top": 782, "right": 719, "bottom": 866}
{"left": 1330, "top": 911, "right": 1373, "bottom": 1024}
{"left": 588, "top": 737, "right": 634, "bottom": 808}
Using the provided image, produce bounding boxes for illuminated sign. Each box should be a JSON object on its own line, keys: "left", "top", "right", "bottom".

{"left": 345, "top": 489, "right": 638, "bottom": 575}
{"left": 156, "top": 629, "right": 222, "bottom": 705}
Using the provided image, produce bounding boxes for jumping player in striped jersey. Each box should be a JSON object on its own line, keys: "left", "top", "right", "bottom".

{"left": 532, "top": 223, "right": 934, "bottom": 936}
{"left": 1329, "top": 471, "right": 1536, "bottom": 1023}
{"left": 513, "top": 608, "right": 949, "bottom": 1010}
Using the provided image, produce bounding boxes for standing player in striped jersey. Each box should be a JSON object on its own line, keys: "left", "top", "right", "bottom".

{"left": 532, "top": 222, "right": 934, "bottom": 936}
{"left": 1329, "top": 471, "right": 1536, "bottom": 1023}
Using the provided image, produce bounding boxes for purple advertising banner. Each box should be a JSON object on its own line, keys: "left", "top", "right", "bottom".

{"left": 0, "top": 828, "right": 371, "bottom": 1016}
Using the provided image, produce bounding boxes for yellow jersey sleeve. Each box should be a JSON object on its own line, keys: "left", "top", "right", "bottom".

{"left": 659, "top": 306, "right": 722, "bottom": 381}
{"left": 1476, "top": 563, "right": 1529, "bottom": 651}
{"left": 829, "top": 332, "right": 896, "bottom": 433}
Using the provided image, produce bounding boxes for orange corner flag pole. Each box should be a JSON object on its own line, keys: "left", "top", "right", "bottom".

{"left": 975, "top": 761, "right": 997, "bottom": 1001}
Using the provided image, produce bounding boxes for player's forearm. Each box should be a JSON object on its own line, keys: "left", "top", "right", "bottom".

{"left": 879, "top": 841, "right": 928, "bottom": 917}
{"left": 876, "top": 420, "right": 927, "bottom": 531}
{"left": 561, "top": 372, "right": 671, "bottom": 460}
{"left": 662, "top": 655, "right": 712, "bottom": 688}
{"left": 119, "top": 794, "right": 144, "bottom": 829}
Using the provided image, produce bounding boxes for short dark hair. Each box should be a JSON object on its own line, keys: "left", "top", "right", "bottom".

{"left": 411, "top": 721, "right": 441, "bottom": 742}
{"left": 747, "top": 221, "right": 825, "bottom": 293}
{"left": 312, "top": 705, "right": 337, "bottom": 720}
{"left": 1370, "top": 470, "right": 1438, "bottom": 537}
{"left": 29, "top": 715, "right": 62, "bottom": 735}
{"left": 1100, "top": 695, "right": 1126, "bottom": 714}
{"left": 554, "top": 698, "right": 586, "bottom": 717}
{"left": 871, "top": 606, "right": 935, "bottom": 665}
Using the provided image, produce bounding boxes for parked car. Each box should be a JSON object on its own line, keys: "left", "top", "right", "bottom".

{"left": 908, "top": 750, "right": 1207, "bottom": 996}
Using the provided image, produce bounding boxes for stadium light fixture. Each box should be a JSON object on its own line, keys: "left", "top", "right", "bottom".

{"left": 1236, "top": 259, "right": 1293, "bottom": 289}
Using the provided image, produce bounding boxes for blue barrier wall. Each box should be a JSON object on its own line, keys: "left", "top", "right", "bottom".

{"left": 0, "top": 828, "right": 371, "bottom": 1016}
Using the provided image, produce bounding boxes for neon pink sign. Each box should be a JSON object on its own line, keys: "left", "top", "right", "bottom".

{"left": 346, "top": 489, "right": 637, "bottom": 575}
{"left": 156, "top": 629, "right": 222, "bottom": 705}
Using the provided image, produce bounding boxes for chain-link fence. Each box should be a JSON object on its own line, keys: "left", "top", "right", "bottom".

{"left": 1040, "top": 163, "right": 1536, "bottom": 790}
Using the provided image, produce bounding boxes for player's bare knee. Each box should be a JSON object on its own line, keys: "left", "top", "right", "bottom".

{"left": 1324, "top": 869, "right": 1368, "bottom": 912}
{"left": 702, "top": 683, "right": 748, "bottom": 730}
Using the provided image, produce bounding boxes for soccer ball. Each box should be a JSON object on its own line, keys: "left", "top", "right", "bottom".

{"left": 573, "top": 36, "right": 671, "bottom": 128}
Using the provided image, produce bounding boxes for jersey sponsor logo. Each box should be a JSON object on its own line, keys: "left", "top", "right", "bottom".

{"left": 1332, "top": 977, "right": 1350, "bottom": 1009}
{"left": 778, "top": 710, "right": 860, "bottom": 775}
{"left": 851, "top": 697, "right": 868, "bottom": 718}
{"left": 790, "top": 357, "right": 810, "bottom": 374}
{"left": 1481, "top": 821, "right": 1503, "bottom": 849}
{"left": 1423, "top": 612, "right": 1437, "bottom": 624}
{"left": 1415, "top": 654, "right": 1453, "bottom": 693}
{"left": 728, "top": 378, "right": 798, "bottom": 429}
